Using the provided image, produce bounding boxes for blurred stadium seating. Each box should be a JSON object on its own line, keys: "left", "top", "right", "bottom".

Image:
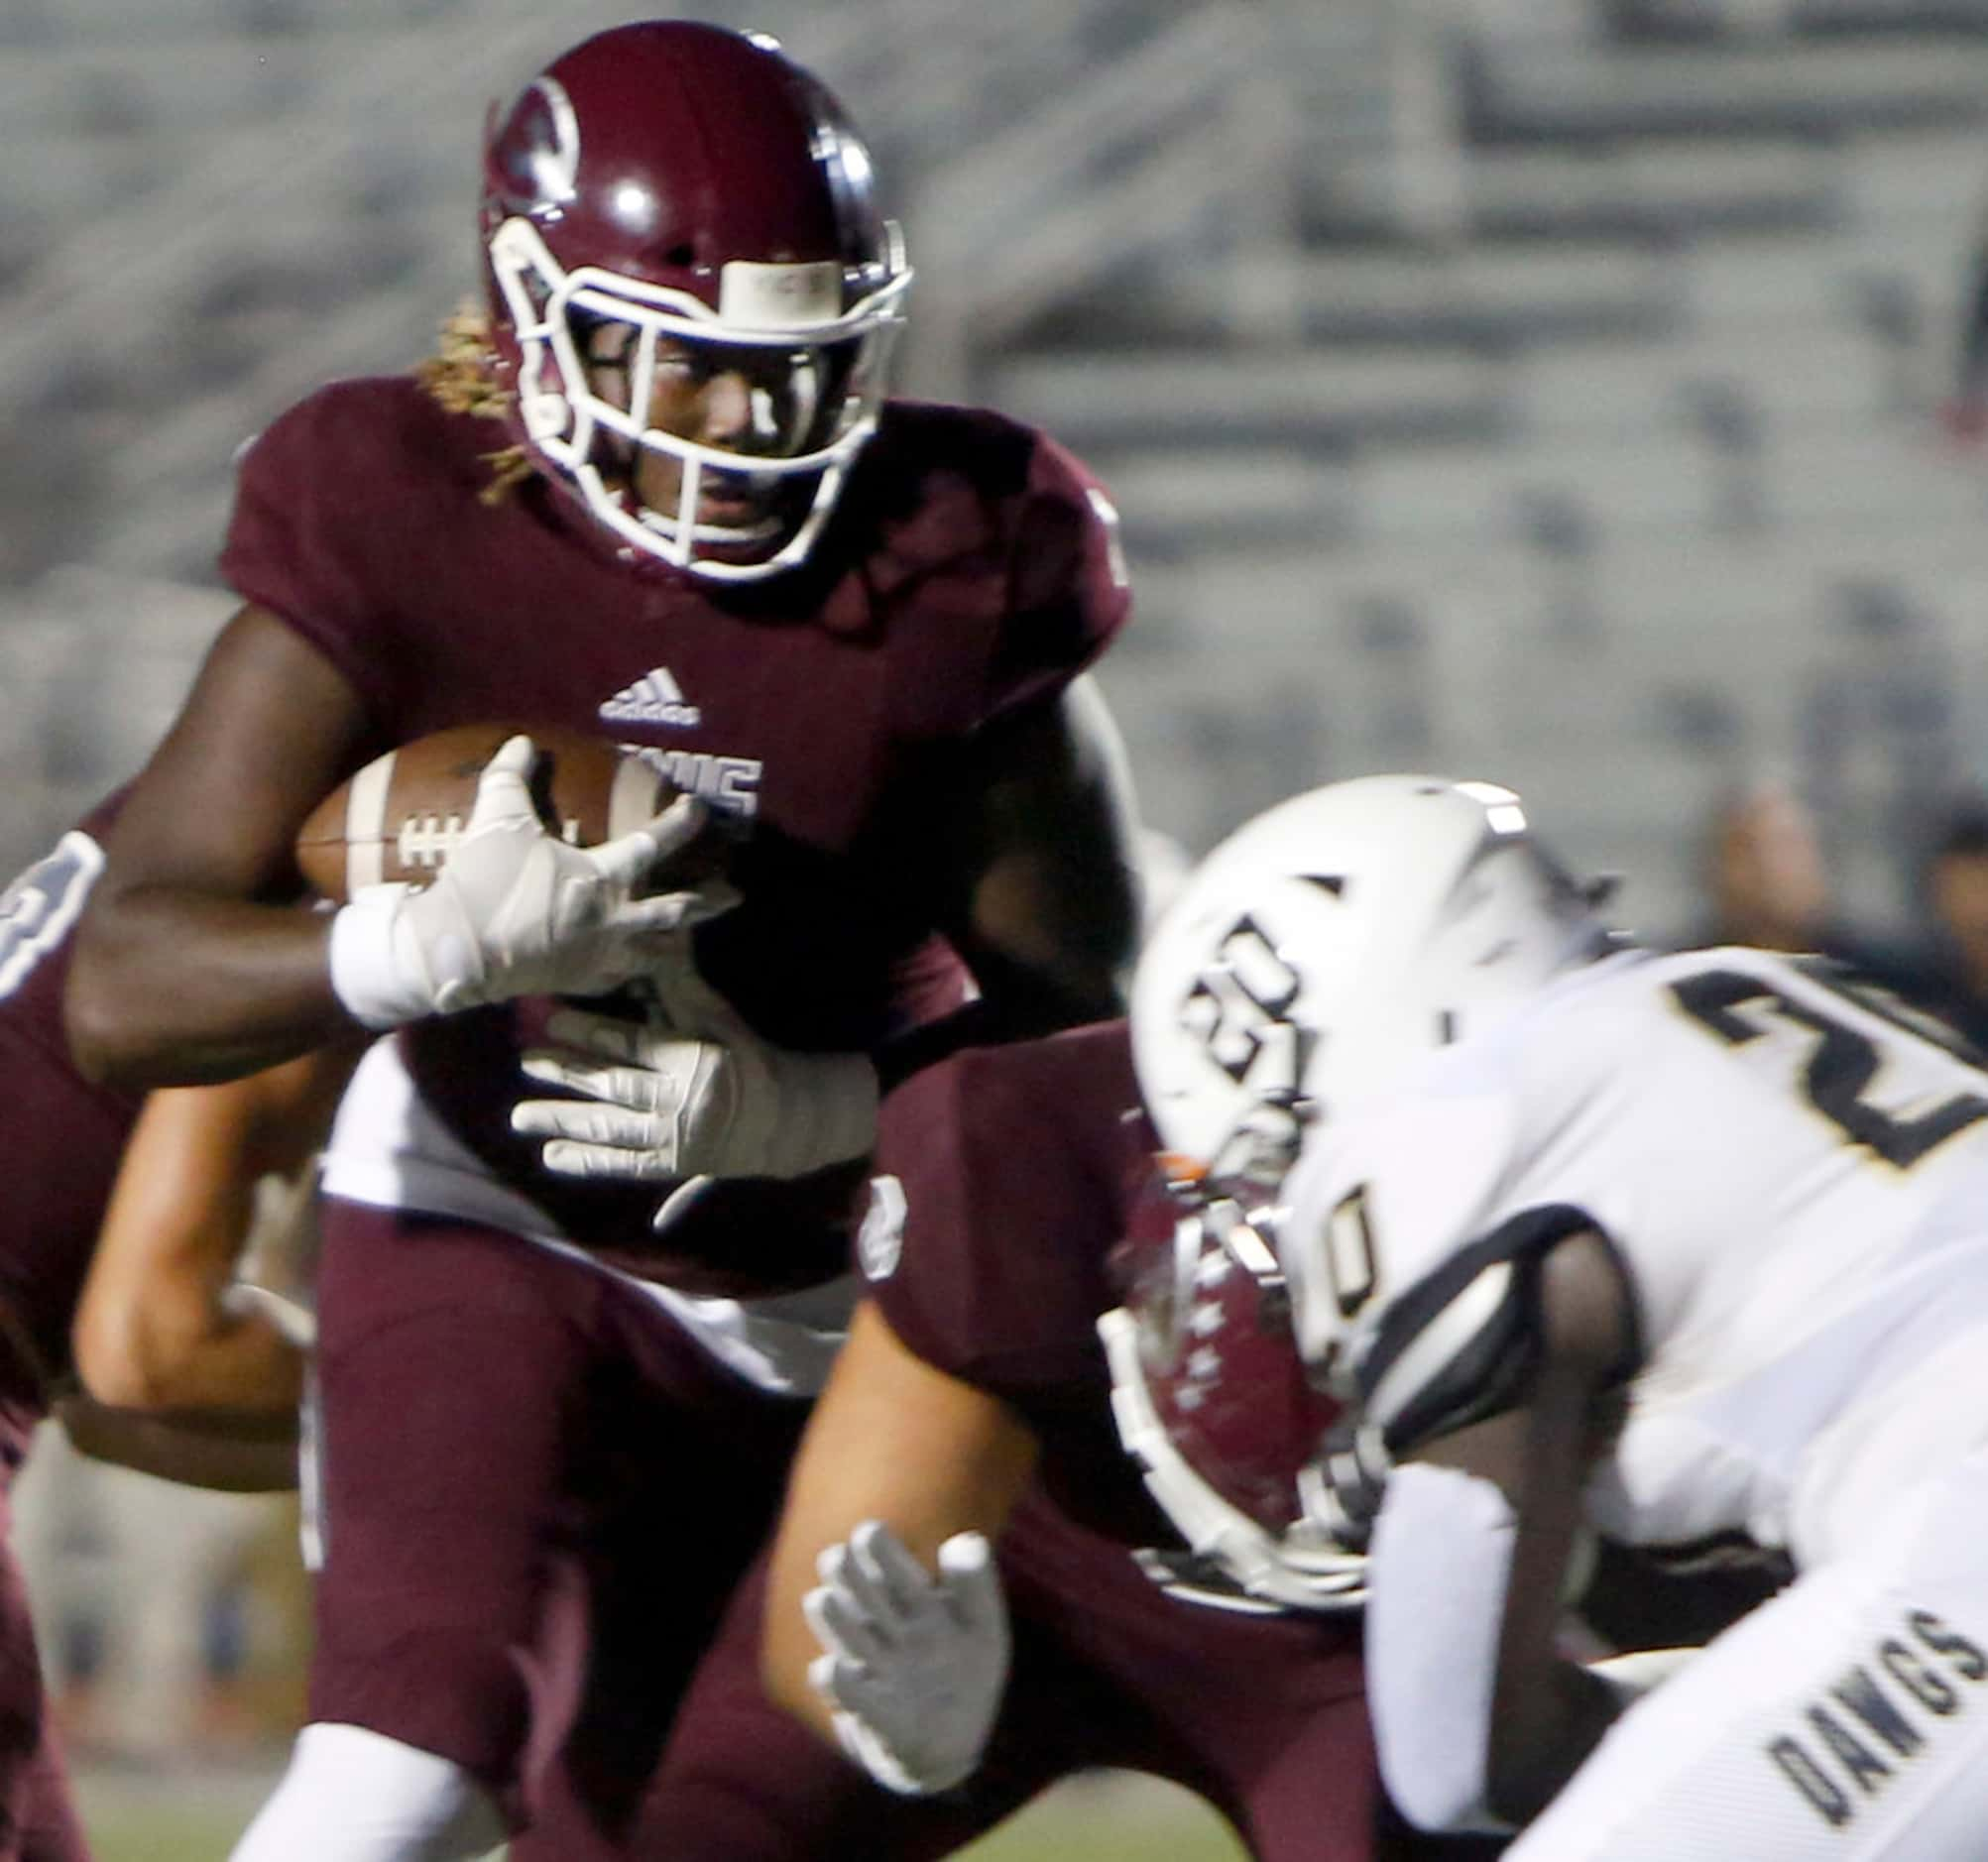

{"left": 5, "top": 0, "right": 1988, "bottom": 938}
{"left": 11, "top": 0, "right": 1988, "bottom": 905}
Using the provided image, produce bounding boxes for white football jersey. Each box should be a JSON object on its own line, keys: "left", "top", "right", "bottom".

{"left": 1281, "top": 946, "right": 1988, "bottom": 1568}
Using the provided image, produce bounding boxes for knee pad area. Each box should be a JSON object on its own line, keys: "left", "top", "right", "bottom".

{"left": 307, "top": 1620, "right": 537, "bottom": 1789}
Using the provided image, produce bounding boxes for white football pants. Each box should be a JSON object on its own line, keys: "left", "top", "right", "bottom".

{"left": 1509, "top": 1448, "right": 1988, "bottom": 1859}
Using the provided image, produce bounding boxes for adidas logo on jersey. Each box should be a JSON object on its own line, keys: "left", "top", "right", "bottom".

{"left": 599, "top": 667, "right": 701, "bottom": 729}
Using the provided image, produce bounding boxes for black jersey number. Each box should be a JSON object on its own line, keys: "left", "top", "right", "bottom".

{"left": 1670, "top": 968, "right": 1988, "bottom": 1168}
{"left": 0, "top": 832, "right": 103, "bottom": 1002}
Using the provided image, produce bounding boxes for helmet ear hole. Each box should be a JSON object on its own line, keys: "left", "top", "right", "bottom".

{"left": 664, "top": 243, "right": 696, "bottom": 270}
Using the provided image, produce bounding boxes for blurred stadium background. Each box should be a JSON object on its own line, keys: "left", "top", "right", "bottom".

{"left": 8, "top": 0, "right": 1988, "bottom": 1852}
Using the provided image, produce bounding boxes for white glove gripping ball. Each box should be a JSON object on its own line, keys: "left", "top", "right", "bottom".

{"left": 328, "top": 735, "right": 731, "bottom": 1029}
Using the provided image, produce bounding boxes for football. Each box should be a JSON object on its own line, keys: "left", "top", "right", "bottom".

{"left": 294, "top": 722, "right": 683, "bottom": 903}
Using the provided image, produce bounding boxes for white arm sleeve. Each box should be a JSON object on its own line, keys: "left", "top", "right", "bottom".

{"left": 1366, "top": 1463, "right": 1519, "bottom": 1837}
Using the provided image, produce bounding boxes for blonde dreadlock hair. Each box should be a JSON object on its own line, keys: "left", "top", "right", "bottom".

{"left": 415, "top": 301, "right": 535, "bottom": 506}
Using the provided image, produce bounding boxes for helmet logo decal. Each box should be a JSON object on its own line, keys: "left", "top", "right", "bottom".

{"left": 1180, "top": 914, "right": 1303, "bottom": 1086}
{"left": 516, "top": 78, "right": 581, "bottom": 212}
{"left": 1086, "top": 486, "right": 1130, "bottom": 591}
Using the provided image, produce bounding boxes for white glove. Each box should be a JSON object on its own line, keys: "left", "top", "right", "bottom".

{"left": 327, "top": 736, "right": 731, "bottom": 1030}
{"left": 803, "top": 1521, "right": 1008, "bottom": 1798}
{"left": 509, "top": 958, "right": 877, "bottom": 1187}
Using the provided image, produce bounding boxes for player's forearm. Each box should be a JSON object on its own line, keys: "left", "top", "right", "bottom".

{"left": 764, "top": 1508, "right": 870, "bottom": 1748}
{"left": 760, "top": 1306, "right": 1037, "bottom": 1737}
{"left": 959, "top": 874, "right": 1136, "bottom": 1033}
{"left": 762, "top": 1602, "right": 839, "bottom": 1745}
{"left": 1486, "top": 1303, "right": 1626, "bottom": 1820}
{"left": 66, "top": 890, "right": 350, "bottom": 1089}
{"left": 75, "top": 1275, "right": 304, "bottom": 1417}
{"left": 140, "top": 1311, "right": 304, "bottom": 1416}
{"left": 913, "top": 682, "right": 1139, "bottom": 1082}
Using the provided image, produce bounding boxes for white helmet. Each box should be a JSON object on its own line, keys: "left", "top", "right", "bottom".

{"left": 1130, "top": 774, "right": 1612, "bottom": 1190}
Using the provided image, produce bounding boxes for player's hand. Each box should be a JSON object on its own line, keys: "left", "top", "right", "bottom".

{"left": 509, "top": 956, "right": 877, "bottom": 1188}
{"left": 329, "top": 736, "right": 734, "bottom": 1028}
{"left": 803, "top": 1521, "right": 1008, "bottom": 1798}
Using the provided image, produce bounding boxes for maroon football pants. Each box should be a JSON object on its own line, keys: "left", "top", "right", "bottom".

{"left": 0, "top": 1410, "right": 86, "bottom": 1862}
{"left": 307, "top": 1201, "right": 817, "bottom": 1855}
{"left": 308, "top": 1203, "right": 1500, "bottom": 1861}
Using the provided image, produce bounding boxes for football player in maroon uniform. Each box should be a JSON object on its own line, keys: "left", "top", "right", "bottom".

{"left": 749, "top": 1017, "right": 1512, "bottom": 1862}
{"left": 0, "top": 810, "right": 143, "bottom": 1862}
{"left": 61, "top": 20, "right": 1140, "bottom": 1860}
{"left": 0, "top": 806, "right": 337, "bottom": 1860}
{"left": 749, "top": 792, "right": 1784, "bottom": 1862}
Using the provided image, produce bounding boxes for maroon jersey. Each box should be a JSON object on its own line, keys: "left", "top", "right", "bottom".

{"left": 220, "top": 377, "right": 1128, "bottom": 1290}
{"left": 864, "top": 1017, "right": 1182, "bottom": 1548}
{"left": 0, "top": 796, "right": 140, "bottom": 1392}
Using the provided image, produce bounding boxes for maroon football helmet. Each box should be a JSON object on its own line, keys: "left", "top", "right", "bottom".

{"left": 1101, "top": 1180, "right": 1372, "bottom": 1613}
{"left": 480, "top": 22, "right": 910, "bottom": 580}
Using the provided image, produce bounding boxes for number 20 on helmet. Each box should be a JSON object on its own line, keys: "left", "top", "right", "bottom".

{"left": 1128, "top": 773, "right": 1615, "bottom": 1195}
